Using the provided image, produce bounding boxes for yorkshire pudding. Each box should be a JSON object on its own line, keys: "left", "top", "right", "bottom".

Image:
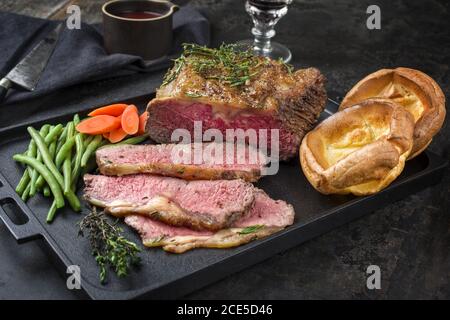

{"left": 339, "top": 68, "right": 446, "bottom": 158}
{"left": 300, "top": 98, "right": 415, "bottom": 195}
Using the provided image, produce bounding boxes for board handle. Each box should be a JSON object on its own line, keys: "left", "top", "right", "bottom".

{"left": 0, "top": 176, "right": 42, "bottom": 243}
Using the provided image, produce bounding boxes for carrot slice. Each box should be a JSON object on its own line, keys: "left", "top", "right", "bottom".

{"left": 138, "top": 111, "right": 149, "bottom": 135}
{"left": 103, "top": 132, "right": 110, "bottom": 140}
{"left": 108, "top": 127, "right": 128, "bottom": 143}
{"left": 121, "top": 105, "right": 139, "bottom": 135}
{"left": 76, "top": 115, "right": 121, "bottom": 135}
{"left": 88, "top": 104, "right": 128, "bottom": 117}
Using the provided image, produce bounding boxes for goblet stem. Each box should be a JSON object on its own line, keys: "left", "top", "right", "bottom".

{"left": 252, "top": 24, "right": 276, "bottom": 55}
{"left": 239, "top": 0, "right": 292, "bottom": 62}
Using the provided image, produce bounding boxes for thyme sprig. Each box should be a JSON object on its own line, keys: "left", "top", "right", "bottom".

{"left": 162, "top": 43, "right": 265, "bottom": 87}
{"left": 78, "top": 207, "right": 141, "bottom": 284}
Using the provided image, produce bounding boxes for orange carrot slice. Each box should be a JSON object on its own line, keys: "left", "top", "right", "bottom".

{"left": 88, "top": 104, "right": 128, "bottom": 117}
{"left": 76, "top": 115, "right": 121, "bottom": 135}
{"left": 108, "top": 127, "right": 128, "bottom": 143}
{"left": 103, "top": 132, "right": 110, "bottom": 140}
{"left": 121, "top": 105, "right": 139, "bottom": 135}
{"left": 138, "top": 111, "right": 149, "bottom": 135}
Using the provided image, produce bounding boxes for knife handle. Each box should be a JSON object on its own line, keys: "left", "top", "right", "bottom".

{"left": 0, "top": 78, "right": 11, "bottom": 104}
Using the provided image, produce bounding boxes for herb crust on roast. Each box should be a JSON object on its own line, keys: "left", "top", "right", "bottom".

{"left": 147, "top": 44, "right": 327, "bottom": 160}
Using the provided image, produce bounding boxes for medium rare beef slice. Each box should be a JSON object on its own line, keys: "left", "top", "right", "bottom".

{"left": 125, "top": 189, "right": 295, "bottom": 253}
{"left": 96, "top": 142, "right": 267, "bottom": 182}
{"left": 146, "top": 45, "right": 327, "bottom": 160}
{"left": 83, "top": 174, "right": 255, "bottom": 231}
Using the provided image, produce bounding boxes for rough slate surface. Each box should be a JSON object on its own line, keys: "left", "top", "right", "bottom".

{"left": 0, "top": 0, "right": 448, "bottom": 299}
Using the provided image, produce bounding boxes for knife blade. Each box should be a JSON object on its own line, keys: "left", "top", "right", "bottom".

{"left": 0, "top": 23, "right": 63, "bottom": 103}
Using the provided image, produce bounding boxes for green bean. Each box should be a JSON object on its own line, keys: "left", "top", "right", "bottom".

{"left": 13, "top": 154, "right": 64, "bottom": 208}
{"left": 36, "top": 137, "right": 58, "bottom": 191}
{"left": 64, "top": 189, "right": 81, "bottom": 212}
{"left": 63, "top": 156, "right": 72, "bottom": 194}
{"left": 28, "top": 127, "right": 64, "bottom": 187}
{"left": 35, "top": 124, "right": 65, "bottom": 191}
{"left": 62, "top": 122, "right": 75, "bottom": 195}
{"left": 73, "top": 114, "right": 81, "bottom": 126}
{"left": 81, "top": 135, "right": 102, "bottom": 168}
{"left": 30, "top": 150, "right": 43, "bottom": 196}
{"left": 35, "top": 139, "right": 58, "bottom": 191}
{"left": 46, "top": 200, "right": 57, "bottom": 223}
{"left": 49, "top": 128, "right": 81, "bottom": 215}
{"left": 81, "top": 155, "right": 98, "bottom": 175}
{"left": 55, "top": 136, "right": 75, "bottom": 169}
{"left": 43, "top": 185, "right": 51, "bottom": 197}
{"left": 29, "top": 149, "right": 43, "bottom": 196}
{"left": 71, "top": 134, "right": 84, "bottom": 190}
{"left": 43, "top": 124, "right": 64, "bottom": 145}
{"left": 49, "top": 140, "right": 57, "bottom": 159}
{"left": 30, "top": 125, "right": 58, "bottom": 190}
{"left": 49, "top": 128, "right": 82, "bottom": 211}
{"left": 21, "top": 184, "right": 31, "bottom": 202}
{"left": 83, "top": 135, "right": 94, "bottom": 148}
{"left": 16, "top": 135, "right": 38, "bottom": 195}
{"left": 73, "top": 114, "right": 87, "bottom": 149}
{"left": 39, "top": 124, "right": 51, "bottom": 136}
{"left": 25, "top": 137, "right": 38, "bottom": 159}
{"left": 29, "top": 125, "right": 50, "bottom": 196}
{"left": 60, "top": 124, "right": 69, "bottom": 141}
{"left": 56, "top": 125, "right": 69, "bottom": 154}
{"left": 55, "top": 122, "right": 75, "bottom": 169}
{"left": 116, "top": 134, "right": 148, "bottom": 145}
{"left": 34, "top": 135, "right": 56, "bottom": 191}
{"left": 66, "top": 122, "right": 75, "bottom": 139}
{"left": 15, "top": 168, "right": 30, "bottom": 195}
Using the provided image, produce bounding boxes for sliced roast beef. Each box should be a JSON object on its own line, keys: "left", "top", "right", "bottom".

{"left": 147, "top": 45, "right": 327, "bottom": 160}
{"left": 83, "top": 174, "right": 255, "bottom": 231}
{"left": 96, "top": 142, "right": 267, "bottom": 182}
{"left": 125, "top": 189, "right": 295, "bottom": 253}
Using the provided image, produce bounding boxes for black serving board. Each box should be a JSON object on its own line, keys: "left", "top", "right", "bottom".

{"left": 0, "top": 95, "right": 447, "bottom": 300}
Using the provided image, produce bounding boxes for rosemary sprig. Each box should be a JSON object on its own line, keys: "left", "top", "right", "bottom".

{"left": 238, "top": 224, "right": 265, "bottom": 235}
{"left": 162, "top": 43, "right": 265, "bottom": 87}
{"left": 278, "top": 57, "right": 294, "bottom": 74}
{"left": 162, "top": 54, "right": 186, "bottom": 86}
{"left": 78, "top": 207, "right": 141, "bottom": 284}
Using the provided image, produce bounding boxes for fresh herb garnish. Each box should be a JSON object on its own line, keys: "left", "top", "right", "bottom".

{"left": 78, "top": 207, "right": 141, "bottom": 284}
{"left": 278, "top": 57, "right": 294, "bottom": 74}
{"left": 162, "top": 43, "right": 265, "bottom": 87}
{"left": 185, "top": 92, "right": 203, "bottom": 98}
{"left": 177, "top": 168, "right": 185, "bottom": 174}
{"left": 238, "top": 224, "right": 265, "bottom": 235}
{"left": 162, "top": 53, "right": 186, "bottom": 86}
{"left": 150, "top": 235, "right": 166, "bottom": 244}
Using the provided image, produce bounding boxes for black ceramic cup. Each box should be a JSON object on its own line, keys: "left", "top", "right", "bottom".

{"left": 102, "top": 0, "right": 179, "bottom": 60}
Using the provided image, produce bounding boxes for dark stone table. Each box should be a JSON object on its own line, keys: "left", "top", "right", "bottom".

{"left": 0, "top": 0, "right": 448, "bottom": 299}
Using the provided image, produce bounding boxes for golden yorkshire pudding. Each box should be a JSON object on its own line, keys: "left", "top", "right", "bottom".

{"left": 339, "top": 68, "right": 446, "bottom": 158}
{"left": 300, "top": 98, "right": 415, "bottom": 196}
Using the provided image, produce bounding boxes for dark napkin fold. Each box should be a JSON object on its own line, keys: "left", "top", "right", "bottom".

{"left": 0, "top": 7, "right": 209, "bottom": 104}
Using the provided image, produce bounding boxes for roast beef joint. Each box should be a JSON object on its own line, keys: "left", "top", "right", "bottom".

{"left": 146, "top": 44, "right": 327, "bottom": 160}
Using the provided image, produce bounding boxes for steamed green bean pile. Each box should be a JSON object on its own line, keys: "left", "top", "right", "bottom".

{"left": 13, "top": 114, "right": 148, "bottom": 223}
